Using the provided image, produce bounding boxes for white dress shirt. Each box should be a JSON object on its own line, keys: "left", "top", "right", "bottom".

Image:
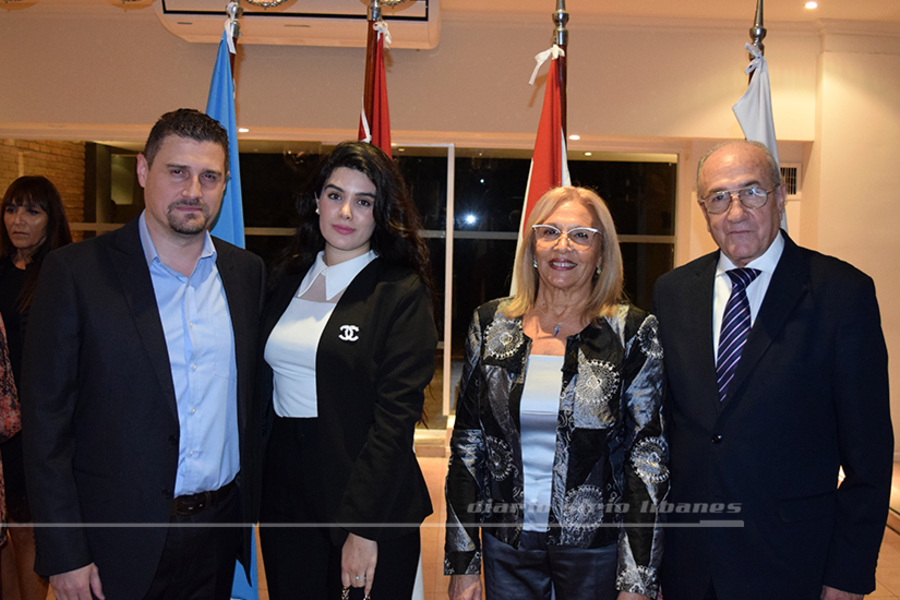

{"left": 712, "top": 232, "right": 785, "bottom": 363}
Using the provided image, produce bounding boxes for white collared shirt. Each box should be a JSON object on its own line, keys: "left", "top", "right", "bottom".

{"left": 712, "top": 232, "right": 785, "bottom": 363}
{"left": 265, "top": 250, "right": 377, "bottom": 417}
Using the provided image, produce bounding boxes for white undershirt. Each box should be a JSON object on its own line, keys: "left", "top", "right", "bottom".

{"left": 265, "top": 250, "right": 377, "bottom": 417}
{"left": 712, "top": 232, "right": 784, "bottom": 363}
{"left": 520, "top": 354, "right": 564, "bottom": 531}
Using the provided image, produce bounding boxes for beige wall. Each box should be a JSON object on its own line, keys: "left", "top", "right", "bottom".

{"left": 1, "top": 3, "right": 898, "bottom": 454}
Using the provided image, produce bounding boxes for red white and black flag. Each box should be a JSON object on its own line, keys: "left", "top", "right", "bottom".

{"left": 512, "top": 43, "right": 571, "bottom": 289}
{"left": 359, "top": 16, "right": 392, "bottom": 155}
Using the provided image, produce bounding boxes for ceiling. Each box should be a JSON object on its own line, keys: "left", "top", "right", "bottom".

{"left": 444, "top": 0, "right": 900, "bottom": 25}
{"left": 6, "top": 0, "right": 900, "bottom": 25}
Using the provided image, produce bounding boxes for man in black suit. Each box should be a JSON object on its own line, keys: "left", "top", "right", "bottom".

{"left": 22, "top": 109, "right": 264, "bottom": 600}
{"left": 653, "top": 141, "right": 893, "bottom": 600}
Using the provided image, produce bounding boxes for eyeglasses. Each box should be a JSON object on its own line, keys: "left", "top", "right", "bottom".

{"left": 699, "top": 185, "right": 778, "bottom": 214}
{"left": 531, "top": 224, "right": 599, "bottom": 248}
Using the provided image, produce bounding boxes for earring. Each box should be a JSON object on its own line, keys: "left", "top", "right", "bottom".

{"left": 315, "top": 205, "right": 320, "bottom": 215}
{"left": 533, "top": 258, "right": 538, "bottom": 268}
{"left": 596, "top": 264, "right": 602, "bottom": 275}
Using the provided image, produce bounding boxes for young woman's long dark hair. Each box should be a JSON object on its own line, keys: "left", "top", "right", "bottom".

{"left": 1, "top": 176, "right": 73, "bottom": 310}
{"left": 277, "top": 141, "right": 434, "bottom": 295}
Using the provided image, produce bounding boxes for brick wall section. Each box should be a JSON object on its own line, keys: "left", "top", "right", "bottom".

{"left": 0, "top": 140, "right": 86, "bottom": 241}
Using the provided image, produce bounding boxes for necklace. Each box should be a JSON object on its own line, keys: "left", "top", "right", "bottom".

{"left": 533, "top": 304, "right": 577, "bottom": 338}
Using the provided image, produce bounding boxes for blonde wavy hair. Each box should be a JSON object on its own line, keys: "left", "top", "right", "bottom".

{"left": 504, "top": 186, "right": 624, "bottom": 321}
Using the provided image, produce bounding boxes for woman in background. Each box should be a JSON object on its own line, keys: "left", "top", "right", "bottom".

{"left": 258, "top": 142, "right": 436, "bottom": 600}
{"left": 445, "top": 187, "right": 667, "bottom": 600}
{"left": 0, "top": 175, "right": 72, "bottom": 600}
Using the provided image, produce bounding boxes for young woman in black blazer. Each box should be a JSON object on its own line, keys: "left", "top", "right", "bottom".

{"left": 258, "top": 142, "right": 436, "bottom": 600}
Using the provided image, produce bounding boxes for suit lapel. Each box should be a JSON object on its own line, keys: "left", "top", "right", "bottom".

{"left": 686, "top": 255, "right": 725, "bottom": 416}
{"left": 216, "top": 244, "right": 249, "bottom": 434}
{"left": 107, "top": 220, "right": 178, "bottom": 420}
{"left": 719, "top": 234, "right": 809, "bottom": 417}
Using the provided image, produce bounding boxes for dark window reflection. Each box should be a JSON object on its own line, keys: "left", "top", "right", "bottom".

{"left": 620, "top": 242, "right": 675, "bottom": 312}
{"left": 451, "top": 239, "right": 518, "bottom": 355}
{"left": 569, "top": 161, "right": 676, "bottom": 236}
{"left": 240, "top": 152, "right": 313, "bottom": 229}
{"left": 454, "top": 157, "right": 529, "bottom": 232}
{"left": 397, "top": 156, "right": 447, "bottom": 231}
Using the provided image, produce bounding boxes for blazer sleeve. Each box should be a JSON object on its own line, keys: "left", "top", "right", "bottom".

{"left": 334, "top": 275, "right": 437, "bottom": 537}
{"left": 21, "top": 251, "right": 94, "bottom": 576}
{"left": 822, "top": 274, "right": 893, "bottom": 593}
{"left": 617, "top": 311, "right": 668, "bottom": 597}
{"left": 444, "top": 307, "right": 488, "bottom": 576}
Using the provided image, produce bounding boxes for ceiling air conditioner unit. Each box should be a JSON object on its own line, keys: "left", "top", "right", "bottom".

{"left": 154, "top": 0, "right": 440, "bottom": 49}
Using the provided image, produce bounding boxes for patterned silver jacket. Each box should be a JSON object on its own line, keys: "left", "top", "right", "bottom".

{"left": 444, "top": 299, "right": 668, "bottom": 597}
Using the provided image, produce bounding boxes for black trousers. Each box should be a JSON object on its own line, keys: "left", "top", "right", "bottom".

{"left": 141, "top": 483, "right": 242, "bottom": 600}
{"left": 482, "top": 529, "right": 618, "bottom": 600}
{"left": 260, "top": 416, "right": 420, "bottom": 600}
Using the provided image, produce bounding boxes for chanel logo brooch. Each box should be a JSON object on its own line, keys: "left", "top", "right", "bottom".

{"left": 338, "top": 324, "right": 360, "bottom": 342}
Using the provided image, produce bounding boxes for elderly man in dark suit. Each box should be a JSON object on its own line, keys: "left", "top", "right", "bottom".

{"left": 653, "top": 140, "right": 893, "bottom": 600}
{"left": 21, "top": 109, "right": 264, "bottom": 600}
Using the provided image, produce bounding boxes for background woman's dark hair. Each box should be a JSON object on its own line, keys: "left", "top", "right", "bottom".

{"left": 1, "top": 176, "right": 73, "bottom": 309}
{"left": 277, "top": 141, "right": 435, "bottom": 295}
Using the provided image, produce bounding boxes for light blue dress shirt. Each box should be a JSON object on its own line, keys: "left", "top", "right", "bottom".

{"left": 139, "top": 213, "right": 239, "bottom": 496}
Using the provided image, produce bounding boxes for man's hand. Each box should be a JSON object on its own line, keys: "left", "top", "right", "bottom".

{"left": 448, "top": 573, "right": 482, "bottom": 600}
{"left": 341, "top": 532, "right": 378, "bottom": 597}
{"left": 617, "top": 593, "right": 653, "bottom": 600}
{"left": 50, "top": 563, "right": 104, "bottom": 600}
{"left": 821, "top": 585, "right": 864, "bottom": 600}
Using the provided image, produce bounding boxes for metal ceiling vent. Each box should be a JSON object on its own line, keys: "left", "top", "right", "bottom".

{"left": 780, "top": 163, "right": 801, "bottom": 200}
{"left": 154, "top": 0, "right": 440, "bottom": 49}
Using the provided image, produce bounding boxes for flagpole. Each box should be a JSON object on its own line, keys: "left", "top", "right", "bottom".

{"left": 362, "top": 1, "right": 381, "bottom": 139}
{"left": 227, "top": 0, "right": 242, "bottom": 74}
{"left": 553, "top": 0, "right": 568, "bottom": 140}
{"left": 748, "top": 0, "right": 765, "bottom": 82}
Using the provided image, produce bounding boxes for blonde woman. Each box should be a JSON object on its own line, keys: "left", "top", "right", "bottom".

{"left": 445, "top": 187, "right": 667, "bottom": 600}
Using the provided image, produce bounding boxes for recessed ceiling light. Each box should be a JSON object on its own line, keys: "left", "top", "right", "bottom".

{"left": 584, "top": 152, "right": 592, "bottom": 156}
{"left": 238, "top": 128, "right": 249, "bottom": 133}
{"left": 805, "top": 1, "right": 818, "bottom": 9}
{"left": 568, "top": 134, "right": 581, "bottom": 140}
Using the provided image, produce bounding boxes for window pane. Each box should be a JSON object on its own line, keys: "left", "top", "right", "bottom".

{"left": 454, "top": 156, "right": 529, "bottom": 232}
{"left": 451, "top": 239, "right": 518, "bottom": 355}
{"left": 569, "top": 161, "right": 676, "bottom": 236}
{"left": 396, "top": 155, "right": 448, "bottom": 231}
{"left": 621, "top": 242, "right": 675, "bottom": 312}
{"left": 241, "top": 153, "right": 312, "bottom": 229}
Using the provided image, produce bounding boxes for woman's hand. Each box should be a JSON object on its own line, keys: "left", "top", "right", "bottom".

{"left": 448, "top": 574, "right": 482, "bottom": 600}
{"left": 341, "top": 533, "right": 378, "bottom": 597}
{"left": 617, "top": 593, "right": 653, "bottom": 600}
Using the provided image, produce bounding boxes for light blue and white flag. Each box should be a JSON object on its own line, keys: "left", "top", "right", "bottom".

{"left": 206, "top": 29, "right": 245, "bottom": 248}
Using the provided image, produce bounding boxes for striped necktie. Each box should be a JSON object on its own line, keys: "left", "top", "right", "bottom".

{"left": 716, "top": 268, "right": 761, "bottom": 402}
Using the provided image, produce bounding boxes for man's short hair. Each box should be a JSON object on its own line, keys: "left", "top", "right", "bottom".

{"left": 697, "top": 140, "right": 782, "bottom": 195}
{"left": 143, "top": 108, "right": 230, "bottom": 174}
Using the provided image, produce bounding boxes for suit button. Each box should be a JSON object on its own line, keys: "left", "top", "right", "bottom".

{"left": 162, "top": 488, "right": 171, "bottom": 498}
{"left": 168, "top": 435, "right": 178, "bottom": 446}
{"left": 711, "top": 434, "right": 723, "bottom": 444}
